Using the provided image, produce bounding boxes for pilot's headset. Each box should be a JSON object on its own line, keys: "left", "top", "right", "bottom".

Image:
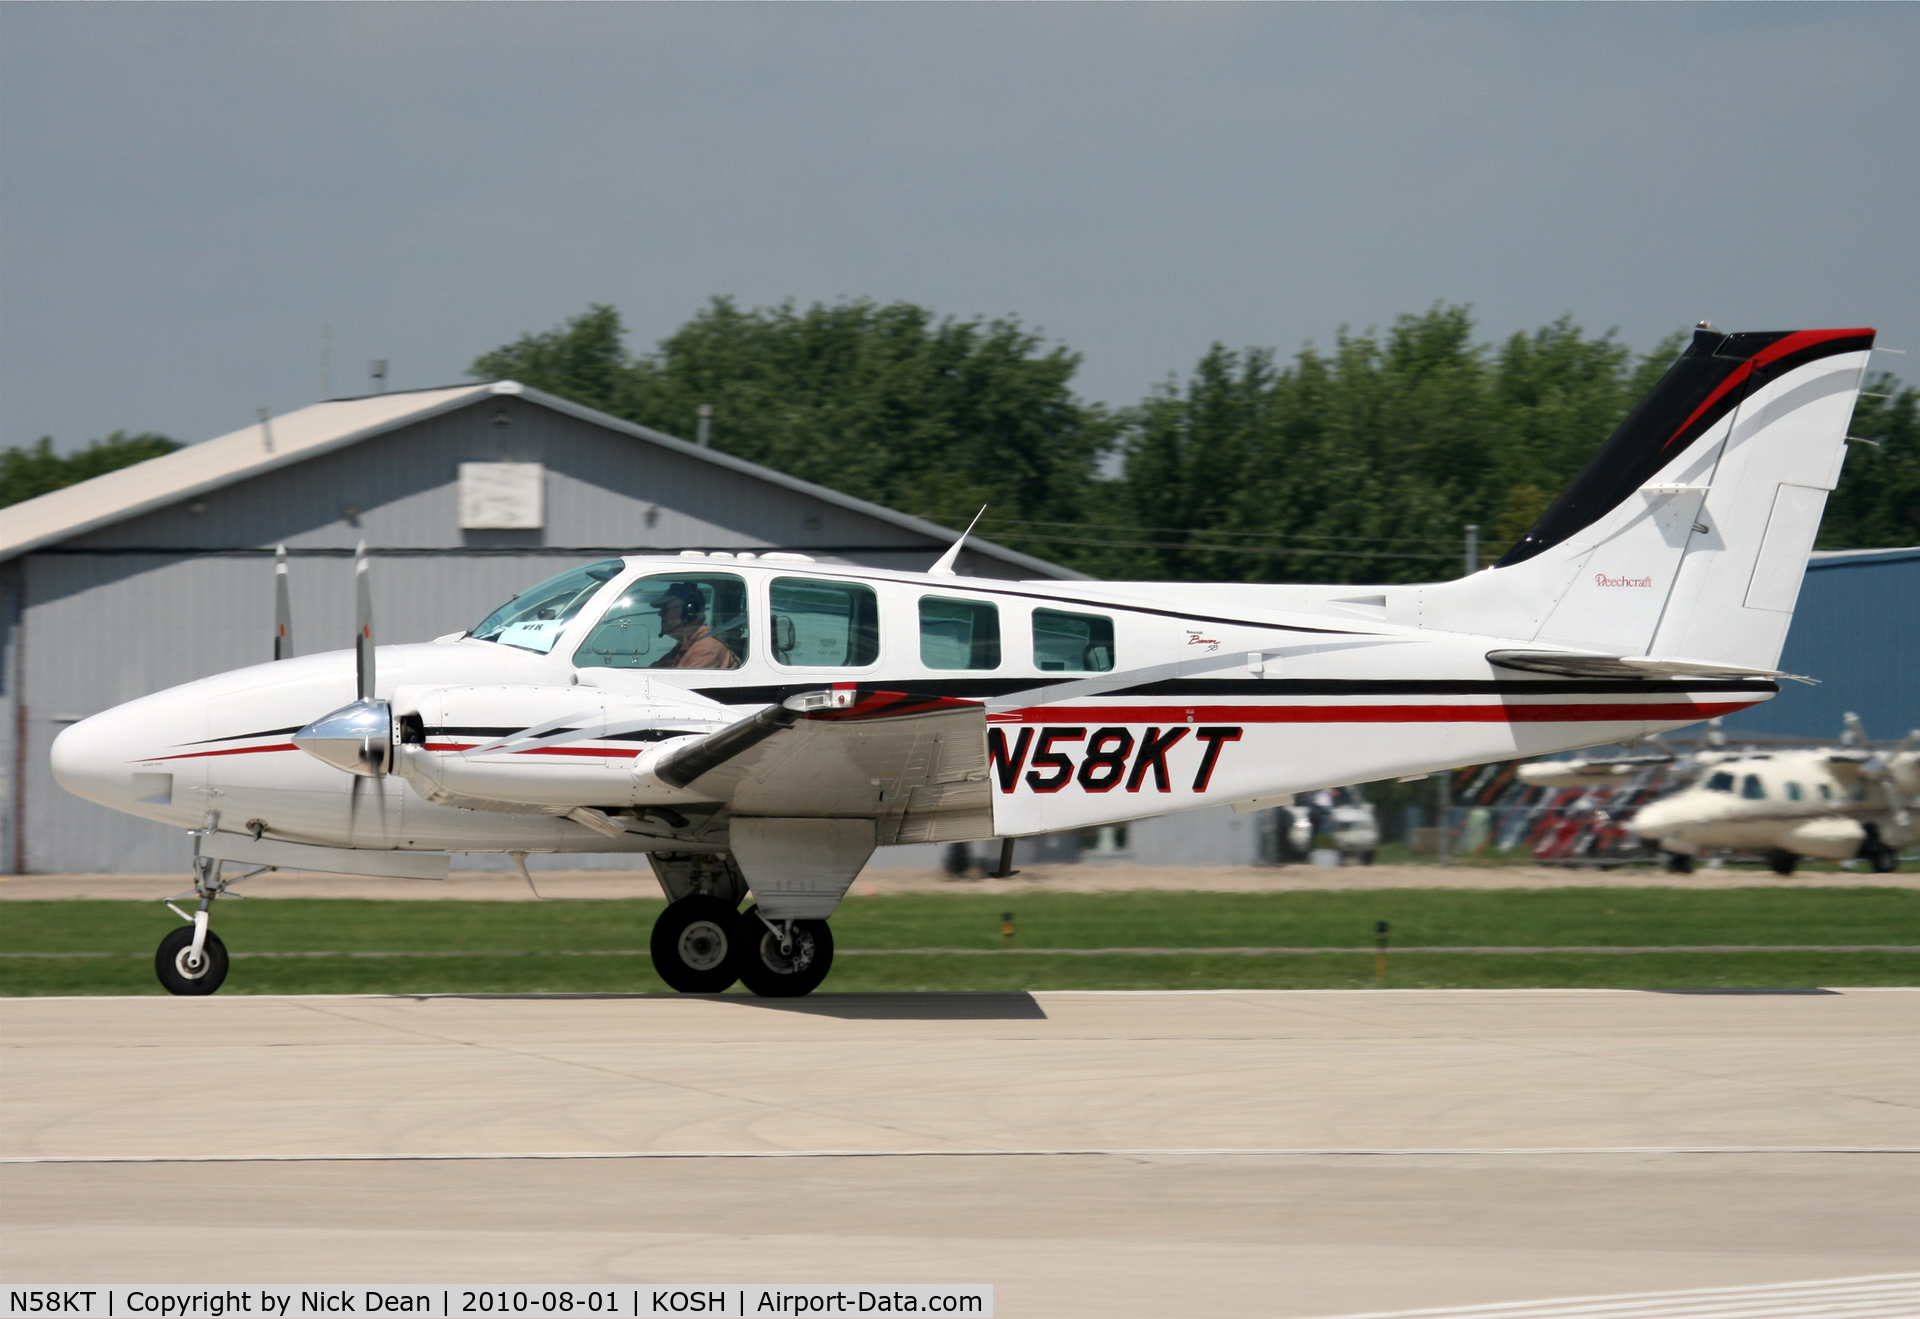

{"left": 647, "top": 581, "right": 707, "bottom": 635}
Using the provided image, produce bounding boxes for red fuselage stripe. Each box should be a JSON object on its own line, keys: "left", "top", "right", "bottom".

{"left": 150, "top": 742, "right": 300, "bottom": 761}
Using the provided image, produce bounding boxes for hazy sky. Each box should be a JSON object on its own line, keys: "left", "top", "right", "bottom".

{"left": 4, "top": 2, "right": 1915, "bottom": 450}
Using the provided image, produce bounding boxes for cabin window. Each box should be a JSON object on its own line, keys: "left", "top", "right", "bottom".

{"left": 1785, "top": 781, "right": 1804, "bottom": 801}
{"left": 1818, "top": 782, "right": 1834, "bottom": 801}
{"left": 574, "top": 573, "right": 748, "bottom": 670}
{"left": 1706, "top": 772, "right": 1735, "bottom": 793}
{"left": 770, "top": 578, "right": 880, "bottom": 667}
{"left": 1741, "top": 773, "right": 1766, "bottom": 800}
{"left": 1033, "top": 608, "right": 1115, "bottom": 673}
{"left": 920, "top": 596, "right": 1001, "bottom": 670}
{"left": 471, "top": 559, "right": 623, "bottom": 654}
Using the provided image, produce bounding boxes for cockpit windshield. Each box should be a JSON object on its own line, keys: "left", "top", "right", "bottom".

{"left": 469, "top": 560, "right": 625, "bottom": 653}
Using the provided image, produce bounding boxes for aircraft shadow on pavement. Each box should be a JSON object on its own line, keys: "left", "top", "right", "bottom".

{"left": 419, "top": 991, "right": 1049, "bottom": 1018}
{"left": 721, "top": 992, "right": 1049, "bottom": 1020}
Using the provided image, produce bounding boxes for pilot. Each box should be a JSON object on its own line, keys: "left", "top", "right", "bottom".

{"left": 648, "top": 582, "right": 741, "bottom": 670}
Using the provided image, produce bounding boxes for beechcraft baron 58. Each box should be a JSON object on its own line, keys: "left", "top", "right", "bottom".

{"left": 53, "top": 325, "right": 1880, "bottom": 996}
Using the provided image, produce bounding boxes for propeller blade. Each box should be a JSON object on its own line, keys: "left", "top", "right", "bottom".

{"left": 273, "top": 545, "right": 293, "bottom": 661}
{"left": 347, "top": 772, "right": 388, "bottom": 845}
{"left": 355, "top": 541, "right": 375, "bottom": 701}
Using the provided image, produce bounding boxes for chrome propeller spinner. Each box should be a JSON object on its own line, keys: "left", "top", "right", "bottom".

{"left": 292, "top": 698, "right": 393, "bottom": 777}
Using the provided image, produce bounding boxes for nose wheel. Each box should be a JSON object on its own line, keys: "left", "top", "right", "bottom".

{"left": 649, "top": 894, "right": 742, "bottom": 993}
{"left": 155, "top": 925, "right": 229, "bottom": 995}
{"left": 732, "top": 905, "right": 834, "bottom": 998}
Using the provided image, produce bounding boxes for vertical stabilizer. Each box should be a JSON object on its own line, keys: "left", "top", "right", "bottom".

{"left": 1421, "top": 326, "right": 1874, "bottom": 668}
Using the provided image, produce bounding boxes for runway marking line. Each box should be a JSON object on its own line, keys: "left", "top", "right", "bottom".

{"left": 6, "top": 1144, "right": 1917, "bottom": 1166}
{"left": 1308, "top": 1271, "right": 1920, "bottom": 1318}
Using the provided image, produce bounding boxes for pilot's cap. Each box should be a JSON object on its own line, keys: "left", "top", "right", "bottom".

{"left": 645, "top": 581, "right": 706, "bottom": 614}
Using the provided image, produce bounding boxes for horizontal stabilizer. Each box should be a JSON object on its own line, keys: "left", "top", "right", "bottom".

{"left": 1487, "top": 650, "right": 1803, "bottom": 683}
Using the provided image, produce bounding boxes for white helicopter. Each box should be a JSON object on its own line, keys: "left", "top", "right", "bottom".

{"left": 52, "top": 324, "right": 1878, "bottom": 996}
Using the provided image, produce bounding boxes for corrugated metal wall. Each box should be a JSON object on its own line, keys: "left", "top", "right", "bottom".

{"left": 1719, "top": 550, "right": 1920, "bottom": 740}
{"left": 7, "top": 396, "right": 1055, "bottom": 873}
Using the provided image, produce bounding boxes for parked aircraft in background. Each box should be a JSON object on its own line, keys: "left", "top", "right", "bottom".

{"left": 1628, "top": 717, "right": 1916, "bottom": 873}
{"left": 51, "top": 325, "right": 1879, "bottom": 994}
{"left": 1278, "top": 786, "right": 1381, "bottom": 865}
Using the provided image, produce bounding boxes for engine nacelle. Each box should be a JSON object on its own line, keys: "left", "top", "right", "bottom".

{"left": 392, "top": 681, "right": 734, "bottom": 810}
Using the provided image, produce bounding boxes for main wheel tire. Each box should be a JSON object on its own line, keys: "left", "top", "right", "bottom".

{"left": 731, "top": 906, "right": 834, "bottom": 998}
{"left": 1664, "top": 852, "right": 1695, "bottom": 875}
{"left": 650, "top": 894, "right": 741, "bottom": 993}
{"left": 155, "top": 926, "right": 228, "bottom": 996}
{"left": 1766, "top": 848, "right": 1798, "bottom": 876}
{"left": 1865, "top": 841, "right": 1899, "bottom": 874}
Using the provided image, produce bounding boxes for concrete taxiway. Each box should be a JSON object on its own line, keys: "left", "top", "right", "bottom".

{"left": 4, "top": 989, "right": 1917, "bottom": 1316}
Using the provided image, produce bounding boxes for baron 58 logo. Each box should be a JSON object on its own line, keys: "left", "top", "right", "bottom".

{"left": 988, "top": 726, "right": 1243, "bottom": 794}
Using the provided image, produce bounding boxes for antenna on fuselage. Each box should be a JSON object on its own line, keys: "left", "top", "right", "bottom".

{"left": 273, "top": 545, "right": 293, "bottom": 661}
{"left": 929, "top": 506, "right": 987, "bottom": 577}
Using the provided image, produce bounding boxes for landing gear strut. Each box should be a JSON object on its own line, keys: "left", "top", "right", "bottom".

{"left": 732, "top": 905, "right": 834, "bottom": 998}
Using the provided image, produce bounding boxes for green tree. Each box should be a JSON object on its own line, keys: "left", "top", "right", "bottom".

{"left": 1, "top": 431, "right": 181, "bottom": 508}
{"left": 1819, "top": 373, "right": 1920, "bottom": 548}
{"left": 473, "top": 299, "right": 1119, "bottom": 536}
{"left": 1084, "top": 307, "right": 1672, "bottom": 583}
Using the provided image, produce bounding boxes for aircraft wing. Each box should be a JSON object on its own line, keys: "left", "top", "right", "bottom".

{"left": 655, "top": 689, "right": 993, "bottom": 844}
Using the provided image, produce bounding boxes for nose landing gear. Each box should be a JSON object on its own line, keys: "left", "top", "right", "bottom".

{"left": 156, "top": 924, "right": 229, "bottom": 996}
{"left": 155, "top": 850, "right": 261, "bottom": 996}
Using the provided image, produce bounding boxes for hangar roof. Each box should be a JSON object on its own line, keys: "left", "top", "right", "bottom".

{"left": 0, "top": 381, "right": 1083, "bottom": 579}
{"left": 1807, "top": 545, "right": 1920, "bottom": 567}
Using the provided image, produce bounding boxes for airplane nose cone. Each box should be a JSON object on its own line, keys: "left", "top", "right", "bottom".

{"left": 51, "top": 711, "right": 174, "bottom": 811}
{"left": 1627, "top": 799, "right": 1680, "bottom": 837}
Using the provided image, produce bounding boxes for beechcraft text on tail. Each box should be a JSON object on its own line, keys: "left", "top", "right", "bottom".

{"left": 50, "top": 324, "right": 1878, "bottom": 995}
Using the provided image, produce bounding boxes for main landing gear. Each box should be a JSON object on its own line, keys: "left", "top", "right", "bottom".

{"left": 647, "top": 895, "right": 837, "bottom": 997}
{"left": 731, "top": 906, "right": 835, "bottom": 998}
{"left": 649, "top": 894, "right": 740, "bottom": 993}
{"left": 155, "top": 853, "right": 260, "bottom": 996}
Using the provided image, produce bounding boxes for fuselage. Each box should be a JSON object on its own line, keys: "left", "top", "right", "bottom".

{"left": 52, "top": 553, "right": 1779, "bottom": 857}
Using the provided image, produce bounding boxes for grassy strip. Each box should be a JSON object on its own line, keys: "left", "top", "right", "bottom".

{"left": 0, "top": 888, "right": 1915, "bottom": 996}
{"left": 2, "top": 950, "right": 1914, "bottom": 997}
{"left": 4, "top": 888, "right": 1916, "bottom": 954}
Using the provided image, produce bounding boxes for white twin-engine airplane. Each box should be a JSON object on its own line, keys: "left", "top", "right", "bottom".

{"left": 52, "top": 325, "right": 1877, "bottom": 997}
